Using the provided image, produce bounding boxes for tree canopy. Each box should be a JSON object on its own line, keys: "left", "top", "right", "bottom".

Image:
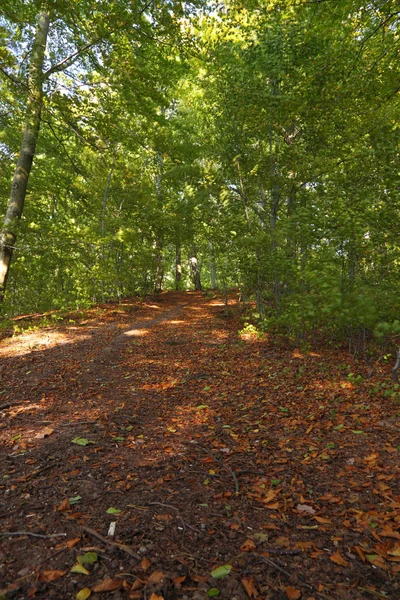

{"left": 1, "top": 0, "right": 399, "bottom": 345}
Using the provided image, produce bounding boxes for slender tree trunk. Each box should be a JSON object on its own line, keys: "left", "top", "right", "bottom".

{"left": 0, "top": 10, "right": 50, "bottom": 302}
{"left": 100, "top": 144, "right": 118, "bottom": 301}
{"left": 175, "top": 244, "right": 182, "bottom": 290}
{"left": 209, "top": 241, "right": 217, "bottom": 289}
{"left": 154, "top": 149, "right": 164, "bottom": 293}
{"left": 189, "top": 247, "right": 202, "bottom": 291}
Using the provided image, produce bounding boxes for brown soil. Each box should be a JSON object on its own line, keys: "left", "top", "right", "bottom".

{"left": 0, "top": 291, "right": 399, "bottom": 600}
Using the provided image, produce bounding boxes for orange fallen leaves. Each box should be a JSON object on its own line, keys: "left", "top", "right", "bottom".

{"left": 242, "top": 576, "right": 258, "bottom": 598}
{"left": 40, "top": 570, "right": 66, "bottom": 582}
{"left": 241, "top": 539, "right": 256, "bottom": 552}
{"left": 92, "top": 578, "right": 124, "bottom": 592}
{"left": 330, "top": 551, "right": 349, "bottom": 567}
{"left": 285, "top": 585, "right": 302, "bottom": 599}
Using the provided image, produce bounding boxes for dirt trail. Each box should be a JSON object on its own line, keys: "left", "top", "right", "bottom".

{"left": 0, "top": 291, "right": 399, "bottom": 599}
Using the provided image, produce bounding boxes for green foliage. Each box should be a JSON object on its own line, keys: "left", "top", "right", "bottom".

{"left": 0, "top": 0, "right": 399, "bottom": 352}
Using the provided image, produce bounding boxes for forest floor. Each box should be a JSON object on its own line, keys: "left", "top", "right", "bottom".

{"left": 0, "top": 291, "right": 400, "bottom": 600}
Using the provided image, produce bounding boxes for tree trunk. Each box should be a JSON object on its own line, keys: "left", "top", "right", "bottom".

{"left": 189, "top": 248, "right": 202, "bottom": 291}
{"left": 175, "top": 244, "right": 182, "bottom": 290}
{"left": 0, "top": 10, "right": 50, "bottom": 302}
{"left": 209, "top": 241, "right": 217, "bottom": 288}
{"left": 153, "top": 149, "right": 164, "bottom": 293}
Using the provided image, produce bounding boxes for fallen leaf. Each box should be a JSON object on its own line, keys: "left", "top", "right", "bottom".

{"left": 35, "top": 427, "right": 54, "bottom": 439}
{"left": 285, "top": 586, "right": 302, "bottom": 600}
{"left": 241, "top": 576, "right": 258, "bottom": 598}
{"left": 71, "top": 564, "right": 90, "bottom": 575}
{"left": 366, "top": 554, "right": 386, "bottom": 569}
{"left": 71, "top": 437, "right": 95, "bottom": 446}
{"left": 77, "top": 552, "right": 98, "bottom": 565}
{"left": 241, "top": 539, "right": 256, "bottom": 552}
{"left": 57, "top": 498, "right": 71, "bottom": 512}
{"left": 296, "top": 504, "right": 316, "bottom": 515}
{"left": 330, "top": 551, "right": 349, "bottom": 567}
{"left": 380, "top": 528, "right": 400, "bottom": 540}
{"left": 66, "top": 537, "right": 81, "bottom": 548}
{"left": 388, "top": 544, "right": 400, "bottom": 557}
{"left": 149, "top": 595, "right": 164, "bottom": 600}
{"left": 314, "top": 516, "right": 332, "bottom": 524}
{"left": 41, "top": 570, "right": 66, "bottom": 582}
{"left": 141, "top": 557, "right": 151, "bottom": 572}
{"left": 92, "top": 578, "right": 123, "bottom": 592}
{"left": 76, "top": 588, "right": 91, "bottom": 600}
{"left": 106, "top": 507, "right": 122, "bottom": 514}
{"left": 210, "top": 565, "right": 232, "bottom": 579}
{"left": 69, "top": 495, "right": 82, "bottom": 505}
{"left": 148, "top": 571, "right": 165, "bottom": 585}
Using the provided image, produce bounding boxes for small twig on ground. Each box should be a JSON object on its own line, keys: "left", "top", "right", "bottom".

{"left": 0, "top": 531, "right": 66, "bottom": 539}
{"left": 149, "top": 501, "right": 201, "bottom": 533}
{"left": 191, "top": 442, "right": 240, "bottom": 494}
{"left": 82, "top": 526, "right": 141, "bottom": 560}
{"left": 60, "top": 421, "right": 98, "bottom": 427}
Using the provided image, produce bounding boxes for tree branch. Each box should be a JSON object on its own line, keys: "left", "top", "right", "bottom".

{"left": 43, "top": 40, "right": 98, "bottom": 79}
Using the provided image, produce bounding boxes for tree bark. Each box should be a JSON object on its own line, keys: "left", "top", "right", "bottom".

{"left": 175, "top": 244, "right": 182, "bottom": 290}
{"left": 209, "top": 241, "right": 217, "bottom": 289}
{"left": 0, "top": 10, "right": 50, "bottom": 302}
{"left": 189, "top": 248, "right": 202, "bottom": 291}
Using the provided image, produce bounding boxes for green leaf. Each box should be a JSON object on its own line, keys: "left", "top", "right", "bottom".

{"left": 106, "top": 507, "right": 122, "bottom": 514}
{"left": 271, "top": 478, "right": 281, "bottom": 486}
{"left": 197, "top": 405, "right": 208, "bottom": 410}
{"left": 112, "top": 436, "right": 125, "bottom": 442}
{"left": 210, "top": 565, "right": 232, "bottom": 579}
{"left": 333, "top": 424, "right": 344, "bottom": 430}
{"left": 71, "top": 564, "right": 90, "bottom": 575}
{"left": 69, "top": 495, "right": 82, "bottom": 505}
{"left": 352, "top": 430, "right": 367, "bottom": 435}
{"left": 207, "top": 588, "right": 220, "bottom": 596}
{"left": 71, "top": 437, "right": 95, "bottom": 446}
{"left": 77, "top": 552, "right": 98, "bottom": 565}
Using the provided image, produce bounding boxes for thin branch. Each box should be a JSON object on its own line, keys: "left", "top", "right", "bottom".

{"left": 192, "top": 442, "right": 240, "bottom": 494}
{"left": 149, "top": 501, "right": 201, "bottom": 533}
{"left": 42, "top": 118, "right": 85, "bottom": 175}
{"left": 82, "top": 526, "right": 141, "bottom": 560}
{"left": 43, "top": 40, "right": 98, "bottom": 79}
{"left": 0, "top": 65, "right": 26, "bottom": 88}
{"left": 0, "top": 531, "right": 67, "bottom": 539}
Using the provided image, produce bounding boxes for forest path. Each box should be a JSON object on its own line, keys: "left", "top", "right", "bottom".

{"left": 0, "top": 291, "right": 399, "bottom": 600}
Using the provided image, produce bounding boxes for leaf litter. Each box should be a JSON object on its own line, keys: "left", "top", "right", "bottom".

{"left": 0, "top": 291, "right": 399, "bottom": 599}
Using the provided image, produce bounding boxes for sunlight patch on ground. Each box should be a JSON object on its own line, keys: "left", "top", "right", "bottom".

{"left": 122, "top": 328, "right": 149, "bottom": 338}
{"left": 0, "top": 330, "right": 91, "bottom": 358}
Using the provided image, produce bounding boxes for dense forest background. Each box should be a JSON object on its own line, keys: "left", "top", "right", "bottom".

{"left": 1, "top": 0, "right": 399, "bottom": 346}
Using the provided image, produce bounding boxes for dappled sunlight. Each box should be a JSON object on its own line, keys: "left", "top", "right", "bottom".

{"left": 122, "top": 328, "right": 149, "bottom": 338}
{"left": 0, "top": 329, "right": 92, "bottom": 358}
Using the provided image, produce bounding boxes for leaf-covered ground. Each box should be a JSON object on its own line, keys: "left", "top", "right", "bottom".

{"left": 0, "top": 291, "right": 399, "bottom": 600}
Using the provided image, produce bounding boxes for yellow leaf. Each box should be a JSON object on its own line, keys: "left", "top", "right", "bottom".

{"left": 71, "top": 564, "right": 90, "bottom": 575}
{"left": 76, "top": 588, "right": 91, "bottom": 600}
{"left": 388, "top": 544, "right": 400, "bottom": 557}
